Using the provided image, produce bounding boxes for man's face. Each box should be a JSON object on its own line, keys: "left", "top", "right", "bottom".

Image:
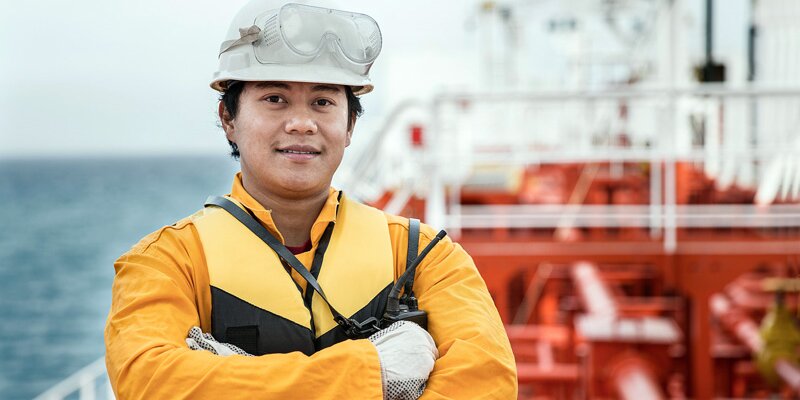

{"left": 220, "top": 81, "right": 352, "bottom": 200}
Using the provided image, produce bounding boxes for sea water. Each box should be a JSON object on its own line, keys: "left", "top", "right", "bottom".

{"left": 0, "top": 156, "right": 239, "bottom": 399}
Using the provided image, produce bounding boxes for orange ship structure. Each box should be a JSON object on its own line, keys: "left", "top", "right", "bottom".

{"left": 342, "top": 1, "right": 800, "bottom": 398}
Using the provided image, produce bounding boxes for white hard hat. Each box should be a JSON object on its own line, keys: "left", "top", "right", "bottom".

{"left": 211, "top": 0, "right": 382, "bottom": 95}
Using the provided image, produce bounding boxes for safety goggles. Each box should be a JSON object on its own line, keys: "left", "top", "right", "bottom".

{"left": 221, "top": 3, "right": 382, "bottom": 67}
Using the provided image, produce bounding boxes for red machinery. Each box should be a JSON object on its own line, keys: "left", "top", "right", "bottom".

{"left": 375, "top": 161, "right": 800, "bottom": 399}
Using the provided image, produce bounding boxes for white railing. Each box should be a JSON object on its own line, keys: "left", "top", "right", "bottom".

{"left": 34, "top": 357, "right": 113, "bottom": 400}
{"left": 446, "top": 204, "right": 800, "bottom": 229}
{"left": 422, "top": 85, "right": 800, "bottom": 251}
{"left": 333, "top": 84, "right": 800, "bottom": 252}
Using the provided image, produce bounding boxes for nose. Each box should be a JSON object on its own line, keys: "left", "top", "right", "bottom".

{"left": 285, "top": 106, "right": 318, "bottom": 135}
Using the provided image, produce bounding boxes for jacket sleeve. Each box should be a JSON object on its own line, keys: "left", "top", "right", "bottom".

{"left": 104, "top": 227, "right": 383, "bottom": 400}
{"left": 413, "top": 225, "right": 518, "bottom": 399}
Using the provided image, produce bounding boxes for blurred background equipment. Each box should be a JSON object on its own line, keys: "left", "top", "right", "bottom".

{"left": 29, "top": 0, "right": 800, "bottom": 398}
{"left": 340, "top": 0, "right": 800, "bottom": 398}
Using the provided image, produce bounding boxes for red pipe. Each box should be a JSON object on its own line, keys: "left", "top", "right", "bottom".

{"left": 710, "top": 293, "right": 800, "bottom": 393}
{"left": 516, "top": 362, "right": 579, "bottom": 383}
{"left": 572, "top": 262, "right": 667, "bottom": 398}
{"left": 571, "top": 261, "right": 618, "bottom": 316}
{"left": 709, "top": 293, "right": 763, "bottom": 352}
{"left": 613, "top": 358, "right": 667, "bottom": 400}
{"left": 775, "top": 359, "right": 800, "bottom": 392}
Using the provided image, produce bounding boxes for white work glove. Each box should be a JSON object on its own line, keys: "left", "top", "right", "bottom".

{"left": 185, "top": 326, "right": 253, "bottom": 357}
{"left": 368, "top": 321, "right": 439, "bottom": 400}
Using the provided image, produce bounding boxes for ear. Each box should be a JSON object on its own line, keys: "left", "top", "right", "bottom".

{"left": 218, "top": 101, "right": 235, "bottom": 142}
{"left": 345, "top": 115, "right": 356, "bottom": 147}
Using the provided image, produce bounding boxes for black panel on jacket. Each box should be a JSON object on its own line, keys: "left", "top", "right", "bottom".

{"left": 210, "top": 286, "right": 316, "bottom": 356}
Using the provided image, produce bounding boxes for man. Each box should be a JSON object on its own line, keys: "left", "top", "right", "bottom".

{"left": 104, "top": 1, "right": 517, "bottom": 399}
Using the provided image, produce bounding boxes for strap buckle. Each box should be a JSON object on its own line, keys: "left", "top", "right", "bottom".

{"left": 336, "top": 316, "right": 381, "bottom": 339}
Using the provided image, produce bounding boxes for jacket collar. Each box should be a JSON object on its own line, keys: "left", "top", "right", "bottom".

{"left": 228, "top": 172, "right": 340, "bottom": 247}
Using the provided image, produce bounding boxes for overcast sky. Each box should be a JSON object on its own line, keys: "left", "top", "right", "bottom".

{"left": 0, "top": 0, "right": 748, "bottom": 158}
{"left": 0, "top": 0, "right": 484, "bottom": 158}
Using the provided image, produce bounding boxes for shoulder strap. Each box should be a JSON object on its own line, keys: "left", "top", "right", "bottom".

{"left": 204, "top": 196, "right": 355, "bottom": 331}
{"left": 404, "top": 218, "right": 420, "bottom": 295}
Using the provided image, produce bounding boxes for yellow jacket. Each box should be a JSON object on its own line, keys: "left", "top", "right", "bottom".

{"left": 105, "top": 173, "right": 517, "bottom": 399}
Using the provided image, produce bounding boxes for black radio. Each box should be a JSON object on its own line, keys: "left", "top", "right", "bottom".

{"left": 381, "top": 230, "right": 447, "bottom": 331}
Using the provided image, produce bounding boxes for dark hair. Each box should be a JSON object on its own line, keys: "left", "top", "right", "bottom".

{"left": 219, "top": 81, "right": 364, "bottom": 159}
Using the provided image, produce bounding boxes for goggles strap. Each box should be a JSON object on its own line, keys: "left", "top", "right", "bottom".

{"left": 219, "top": 25, "right": 262, "bottom": 56}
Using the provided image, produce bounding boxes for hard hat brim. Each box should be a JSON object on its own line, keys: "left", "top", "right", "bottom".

{"left": 211, "top": 61, "right": 374, "bottom": 95}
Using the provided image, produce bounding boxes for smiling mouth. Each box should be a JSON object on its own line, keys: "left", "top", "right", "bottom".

{"left": 277, "top": 149, "right": 321, "bottom": 155}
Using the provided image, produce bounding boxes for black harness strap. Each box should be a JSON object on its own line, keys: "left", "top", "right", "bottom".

{"left": 204, "top": 196, "right": 358, "bottom": 333}
{"left": 305, "top": 223, "right": 334, "bottom": 307}
{"left": 404, "top": 218, "right": 420, "bottom": 296}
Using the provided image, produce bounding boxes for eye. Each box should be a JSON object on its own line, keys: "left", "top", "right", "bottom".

{"left": 264, "top": 95, "right": 285, "bottom": 103}
{"left": 314, "top": 98, "right": 333, "bottom": 106}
